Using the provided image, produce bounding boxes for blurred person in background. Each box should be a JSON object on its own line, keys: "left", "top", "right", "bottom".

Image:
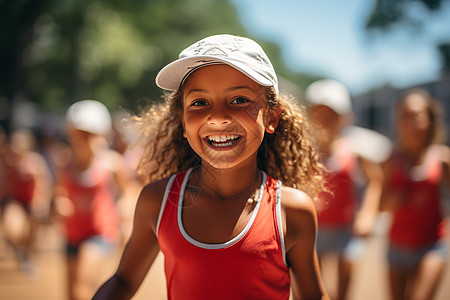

{"left": 305, "top": 79, "right": 386, "bottom": 300}
{"left": 54, "top": 100, "right": 140, "bottom": 300}
{"left": 0, "top": 128, "right": 53, "bottom": 279}
{"left": 381, "top": 88, "right": 449, "bottom": 300}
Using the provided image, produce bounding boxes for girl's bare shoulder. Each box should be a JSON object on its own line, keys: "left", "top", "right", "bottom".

{"left": 134, "top": 176, "right": 172, "bottom": 229}
{"left": 139, "top": 177, "right": 171, "bottom": 206}
{"left": 436, "top": 144, "right": 450, "bottom": 163}
{"left": 280, "top": 186, "right": 317, "bottom": 250}
{"left": 280, "top": 186, "right": 315, "bottom": 214}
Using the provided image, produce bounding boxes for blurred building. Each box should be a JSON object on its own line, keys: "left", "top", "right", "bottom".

{"left": 352, "top": 77, "right": 450, "bottom": 144}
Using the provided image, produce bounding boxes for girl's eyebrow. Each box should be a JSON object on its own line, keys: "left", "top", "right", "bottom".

{"left": 227, "top": 86, "right": 257, "bottom": 94}
{"left": 185, "top": 89, "right": 208, "bottom": 98}
{"left": 185, "top": 86, "right": 257, "bottom": 97}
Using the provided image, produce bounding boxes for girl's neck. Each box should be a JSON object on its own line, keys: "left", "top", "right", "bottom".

{"left": 197, "top": 162, "right": 261, "bottom": 200}
{"left": 73, "top": 147, "right": 95, "bottom": 171}
{"left": 399, "top": 143, "right": 428, "bottom": 166}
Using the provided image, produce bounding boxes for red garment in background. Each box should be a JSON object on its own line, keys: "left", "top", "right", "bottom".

{"left": 388, "top": 146, "right": 445, "bottom": 248}
{"left": 315, "top": 142, "right": 358, "bottom": 227}
{"left": 61, "top": 155, "right": 119, "bottom": 245}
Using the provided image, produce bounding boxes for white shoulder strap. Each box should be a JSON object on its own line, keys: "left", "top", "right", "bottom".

{"left": 156, "top": 174, "right": 177, "bottom": 237}
{"left": 275, "top": 180, "right": 288, "bottom": 267}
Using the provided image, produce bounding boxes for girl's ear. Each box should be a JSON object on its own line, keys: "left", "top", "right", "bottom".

{"left": 266, "top": 106, "right": 281, "bottom": 134}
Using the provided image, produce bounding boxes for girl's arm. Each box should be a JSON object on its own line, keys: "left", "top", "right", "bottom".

{"left": 282, "top": 187, "right": 330, "bottom": 300}
{"left": 92, "top": 179, "right": 168, "bottom": 300}
{"left": 378, "top": 156, "right": 402, "bottom": 213}
{"left": 352, "top": 157, "right": 384, "bottom": 237}
{"left": 440, "top": 144, "right": 450, "bottom": 187}
{"left": 439, "top": 145, "right": 450, "bottom": 217}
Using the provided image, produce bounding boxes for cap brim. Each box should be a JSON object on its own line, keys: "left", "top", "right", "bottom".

{"left": 155, "top": 56, "right": 273, "bottom": 91}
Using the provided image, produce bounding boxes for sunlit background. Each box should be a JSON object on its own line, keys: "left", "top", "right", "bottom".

{"left": 1, "top": 0, "right": 449, "bottom": 137}
{"left": 0, "top": 0, "right": 449, "bottom": 299}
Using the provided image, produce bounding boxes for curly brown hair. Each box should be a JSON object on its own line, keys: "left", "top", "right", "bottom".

{"left": 133, "top": 87, "right": 325, "bottom": 200}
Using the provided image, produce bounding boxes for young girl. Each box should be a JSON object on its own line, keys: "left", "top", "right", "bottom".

{"left": 1, "top": 128, "right": 52, "bottom": 278}
{"left": 55, "top": 100, "right": 141, "bottom": 300}
{"left": 93, "top": 34, "right": 329, "bottom": 300}
{"left": 305, "top": 79, "right": 384, "bottom": 300}
{"left": 381, "top": 89, "right": 449, "bottom": 300}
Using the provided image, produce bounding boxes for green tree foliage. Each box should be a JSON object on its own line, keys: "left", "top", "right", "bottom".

{"left": 0, "top": 0, "right": 243, "bottom": 111}
{"left": 365, "top": 0, "right": 450, "bottom": 75}
{"left": 0, "top": 0, "right": 313, "bottom": 131}
{"left": 365, "top": 0, "right": 448, "bottom": 30}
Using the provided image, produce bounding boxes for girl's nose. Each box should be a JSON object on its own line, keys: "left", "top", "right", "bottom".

{"left": 207, "top": 105, "right": 232, "bottom": 125}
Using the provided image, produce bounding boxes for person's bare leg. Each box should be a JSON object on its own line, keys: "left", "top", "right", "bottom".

{"left": 2, "top": 202, "right": 29, "bottom": 248}
{"left": 66, "top": 255, "right": 78, "bottom": 300}
{"left": 2, "top": 202, "right": 35, "bottom": 274}
{"left": 337, "top": 257, "right": 352, "bottom": 300}
{"left": 410, "top": 253, "right": 445, "bottom": 300}
{"left": 389, "top": 267, "right": 408, "bottom": 300}
{"left": 75, "top": 241, "right": 113, "bottom": 300}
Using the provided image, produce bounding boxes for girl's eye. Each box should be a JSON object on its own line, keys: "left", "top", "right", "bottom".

{"left": 191, "top": 99, "right": 209, "bottom": 106}
{"left": 231, "top": 97, "right": 251, "bottom": 104}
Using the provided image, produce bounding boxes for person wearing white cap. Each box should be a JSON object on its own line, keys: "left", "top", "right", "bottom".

{"left": 54, "top": 100, "right": 141, "bottom": 300}
{"left": 65, "top": 100, "right": 113, "bottom": 136}
{"left": 93, "top": 34, "right": 330, "bottom": 300}
{"left": 305, "top": 79, "right": 385, "bottom": 300}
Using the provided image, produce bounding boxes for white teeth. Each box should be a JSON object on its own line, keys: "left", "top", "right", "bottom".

{"left": 208, "top": 135, "right": 239, "bottom": 142}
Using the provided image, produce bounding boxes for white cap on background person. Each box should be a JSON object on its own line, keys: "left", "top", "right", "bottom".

{"left": 305, "top": 79, "right": 352, "bottom": 115}
{"left": 156, "top": 34, "right": 279, "bottom": 95}
{"left": 66, "top": 100, "right": 112, "bottom": 136}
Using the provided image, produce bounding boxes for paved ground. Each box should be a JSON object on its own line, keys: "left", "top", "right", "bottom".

{"left": 0, "top": 218, "right": 449, "bottom": 300}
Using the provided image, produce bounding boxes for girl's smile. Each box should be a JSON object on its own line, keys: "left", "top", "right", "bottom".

{"left": 181, "top": 64, "right": 275, "bottom": 169}
{"left": 205, "top": 134, "right": 241, "bottom": 149}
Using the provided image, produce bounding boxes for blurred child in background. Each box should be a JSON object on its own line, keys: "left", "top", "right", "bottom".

{"left": 305, "top": 79, "right": 385, "bottom": 300}
{"left": 54, "top": 100, "right": 140, "bottom": 300}
{"left": 1, "top": 128, "right": 53, "bottom": 278}
{"left": 381, "top": 88, "right": 449, "bottom": 300}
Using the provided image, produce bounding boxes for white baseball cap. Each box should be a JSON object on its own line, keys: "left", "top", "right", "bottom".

{"left": 156, "top": 34, "right": 279, "bottom": 95}
{"left": 66, "top": 100, "right": 112, "bottom": 135}
{"left": 305, "top": 79, "right": 352, "bottom": 115}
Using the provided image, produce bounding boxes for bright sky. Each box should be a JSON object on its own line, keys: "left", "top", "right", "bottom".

{"left": 230, "top": 0, "right": 450, "bottom": 95}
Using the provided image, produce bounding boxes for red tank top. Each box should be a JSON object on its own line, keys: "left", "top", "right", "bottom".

{"left": 388, "top": 146, "right": 445, "bottom": 248}
{"left": 61, "top": 154, "right": 119, "bottom": 244}
{"left": 157, "top": 169, "right": 291, "bottom": 300}
{"left": 315, "top": 143, "right": 357, "bottom": 226}
{"left": 6, "top": 165, "right": 35, "bottom": 206}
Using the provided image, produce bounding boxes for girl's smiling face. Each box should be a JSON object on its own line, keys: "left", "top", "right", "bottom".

{"left": 397, "top": 93, "right": 432, "bottom": 148}
{"left": 181, "top": 64, "right": 277, "bottom": 170}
